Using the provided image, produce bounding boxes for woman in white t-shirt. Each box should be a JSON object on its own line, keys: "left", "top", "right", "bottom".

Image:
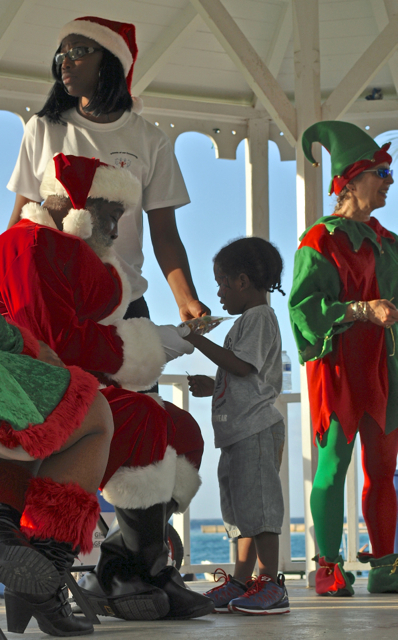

{"left": 8, "top": 16, "right": 209, "bottom": 322}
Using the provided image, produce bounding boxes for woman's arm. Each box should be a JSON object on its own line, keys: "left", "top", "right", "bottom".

{"left": 341, "top": 299, "right": 398, "bottom": 327}
{"left": 8, "top": 195, "right": 38, "bottom": 229}
{"left": 148, "top": 207, "right": 210, "bottom": 321}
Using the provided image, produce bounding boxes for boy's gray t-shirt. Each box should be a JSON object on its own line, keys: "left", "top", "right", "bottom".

{"left": 212, "top": 304, "right": 283, "bottom": 448}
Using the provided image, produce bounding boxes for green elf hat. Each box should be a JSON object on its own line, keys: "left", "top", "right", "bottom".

{"left": 302, "top": 121, "right": 392, "bottom": 195}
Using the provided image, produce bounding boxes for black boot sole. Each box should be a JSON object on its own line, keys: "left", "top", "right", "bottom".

{"left": 0, "top": 544, "right": 60, "bottom": 594}
{"left": 74, "top": 588, "right": 170, "bottom": 621}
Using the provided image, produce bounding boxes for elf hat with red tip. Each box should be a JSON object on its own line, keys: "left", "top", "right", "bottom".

{"left": 58, "top": 16, "right": 138, "bottom": 93}
{"left": 302, "top": 120, "right": 392, "bottom": 195}
{"left": 40, "top": 153, "right": 141, "bottom": 238}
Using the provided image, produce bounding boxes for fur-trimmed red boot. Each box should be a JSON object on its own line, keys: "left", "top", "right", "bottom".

{"left": 314, "top": 555, "right": 355, "bottom": 597}
{"left": 5, "top": 477, "right": 100, "bottom": 637}
{"left": 0, "top": 461, "right": 60, "bottom": 595}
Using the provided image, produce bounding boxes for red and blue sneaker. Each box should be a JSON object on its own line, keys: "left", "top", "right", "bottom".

{"left": 203, "top": 568, "right": 250, "bottom": 613}
{"left": 228, "top": 573, "right": 290, "bottom": 615}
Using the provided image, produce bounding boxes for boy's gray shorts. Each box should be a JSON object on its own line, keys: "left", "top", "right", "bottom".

{"left": 218, "top": 420, "right": 285, "bottom": 538}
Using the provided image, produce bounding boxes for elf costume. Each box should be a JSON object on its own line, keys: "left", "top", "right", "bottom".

{"left": 289, "top": 121, "right": 398, "bottom": 596}
{"left": 0, "top": 154, "right": 212, "bottom": 620}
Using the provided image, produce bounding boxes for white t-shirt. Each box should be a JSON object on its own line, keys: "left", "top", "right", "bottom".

{"left": 8, "top": 109, "right": 190, "bottom": 300}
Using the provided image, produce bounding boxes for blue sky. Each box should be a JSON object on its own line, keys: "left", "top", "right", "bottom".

{"left": 1, "top": 111, "right": 397, "bottom": 519}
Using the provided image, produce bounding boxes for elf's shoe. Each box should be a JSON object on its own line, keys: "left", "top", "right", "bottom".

{"left": 366, "top": 554, "right": 398, "bottom": 593}
{"left": 314, "top": 555, "right": 355, "bottom": 597}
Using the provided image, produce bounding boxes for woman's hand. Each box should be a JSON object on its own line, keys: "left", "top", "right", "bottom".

{"left": 366, "top": 299, "right": 398, "bottom": 328}
{"left": 187, "top": 375, "right": 215, "bottom": 397}
{"left": 37, "top": 341, "right": 65, "bottom": 367}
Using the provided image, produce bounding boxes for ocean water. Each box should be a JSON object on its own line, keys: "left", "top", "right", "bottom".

{"left": 189, "top": 519, "right": 370, "bottom": 575}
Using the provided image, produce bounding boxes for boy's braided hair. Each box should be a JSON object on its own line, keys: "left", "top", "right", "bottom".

{"left": 213, "top": 237, "right": 285, "bottom": 296}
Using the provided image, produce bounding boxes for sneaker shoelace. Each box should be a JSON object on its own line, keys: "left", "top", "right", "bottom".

{"left": 206, "top": 568, "right": 230, "bottom": 593}
{"left": 206, "top": 568, "right": 254, "bottom": 594}
{"left": 244, "top": 574, "right": 273, "bottom": 596}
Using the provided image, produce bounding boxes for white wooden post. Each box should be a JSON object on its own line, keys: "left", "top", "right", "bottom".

{"left": 293, "top": 0, "right": 323, "bottom": 586}
{"left": 245, "top": 118, "right": 270, "bottom": 239}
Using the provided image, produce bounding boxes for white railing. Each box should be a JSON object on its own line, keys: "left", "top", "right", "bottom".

{"left": 159, "top": 374, "right": 365, "bottom": 580}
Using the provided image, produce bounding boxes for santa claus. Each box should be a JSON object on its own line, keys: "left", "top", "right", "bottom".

{"left": 0, "top": 153, "right": 213, "bottom": 621}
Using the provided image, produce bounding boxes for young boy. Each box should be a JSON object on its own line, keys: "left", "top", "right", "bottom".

{"left": 185, "top": 237, "right": 289, "bottom": 615}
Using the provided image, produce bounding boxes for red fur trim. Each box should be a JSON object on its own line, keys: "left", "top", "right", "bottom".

{"left": 0, "top": 366, "right": 99, "bottom": 458}
{"left": 7, "top": 320, "right": 40, "bottom": 358}
{"left": 21, "top": 477, "right": 100, "bottom": 553}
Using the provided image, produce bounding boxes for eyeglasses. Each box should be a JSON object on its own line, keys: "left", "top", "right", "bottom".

{"left": 55, "top": 46, "right": 102, "bottom": 66}
{"left": 362, "top": 168, "right": 393, "bottom": 179}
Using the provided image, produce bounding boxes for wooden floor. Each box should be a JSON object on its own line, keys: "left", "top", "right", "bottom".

{"left": 0, "top": 578, "right": 397, "bottom": 640}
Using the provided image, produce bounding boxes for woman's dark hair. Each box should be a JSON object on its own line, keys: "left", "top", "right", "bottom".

{"left": 37, "top": 46, "right": 133, "bottom": 124}
{"left": 214, "top": 236, "right": 285, "bottom": 296}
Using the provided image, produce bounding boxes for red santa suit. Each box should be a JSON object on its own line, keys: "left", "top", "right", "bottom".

{"left": 0, "top": 203, "right": 203, "bottom": 514}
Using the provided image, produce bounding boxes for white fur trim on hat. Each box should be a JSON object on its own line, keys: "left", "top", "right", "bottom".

{"left": 98, "top": 251, "right": 133, "bottom": 325}
{"left": 40, "top": 162, "right": 141, "bottom": 209}
{"left": 58, "top": 19, "right": 132, "bottom": 77}
{"left": 111, "top": 317, "right": 166, "bottom": 390}
{"left": 132, "top": 96, "right": 143, "bottom": 114}
{"left": 172, "top": 456, "right": 202, "bottom": 514}
{"left": 62, "top": 209, "right": 93, "bottom": 239}
{"left": 20, "top": 202, "right": 57, "bottom": 229}
{"left": 102, "top": 446, "right": 177, "bottom": 508}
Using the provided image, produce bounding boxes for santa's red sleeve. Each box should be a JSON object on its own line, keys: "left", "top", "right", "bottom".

{"left": 1, "top": 228, "right": 165, "bottom": 388}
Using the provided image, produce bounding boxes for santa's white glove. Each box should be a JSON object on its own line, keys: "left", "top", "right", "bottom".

{"left": 157, "top": 324, "right": 194, "bottom": 362}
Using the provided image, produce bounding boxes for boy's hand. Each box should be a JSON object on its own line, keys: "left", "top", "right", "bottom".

{"left": 187, "top": 375, "right": 215, "bottom": 397}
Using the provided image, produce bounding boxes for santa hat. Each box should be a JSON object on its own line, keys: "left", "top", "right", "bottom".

{"left": 302, "top": 121, "right": 392, "bottom": 195}
{"left": 40, "top": 153, "right": 141, "bottom": 238}
{"left": 58, "top": 16, "right": 138, "bottom": 93}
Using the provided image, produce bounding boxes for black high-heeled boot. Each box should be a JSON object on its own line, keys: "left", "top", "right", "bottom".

{"left": 5, "top": 538, "right": 94, "bottom": 636}
{"left": 5, "top": 585, "right": 93, "bottom": 636}
{"left": 0, "top": 503, "right": 59, "bottom": 595}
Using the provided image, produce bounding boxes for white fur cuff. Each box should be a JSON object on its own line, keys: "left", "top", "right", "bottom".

{"left": 112, "top": 318, "right": 166, "bottom": 389}
{"left": 102, "top": 446, "right": 177, "bottom": 508}
{"left": 172, "top": 456, "right": 202, "bottom": 514}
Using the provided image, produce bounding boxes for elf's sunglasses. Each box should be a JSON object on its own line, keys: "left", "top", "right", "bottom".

{"left": 362, "top": 168, "right": 393, "bottom": 179}
{"left": 55, "top": 46, "right": 102, "bottom": 66}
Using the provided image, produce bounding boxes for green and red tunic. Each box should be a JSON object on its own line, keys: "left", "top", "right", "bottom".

{"left": 289, "top": 214, "right": 398, "bottom": 443}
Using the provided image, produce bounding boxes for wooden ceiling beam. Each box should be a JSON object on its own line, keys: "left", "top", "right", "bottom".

{"left": 132, "top": 3, "right": 202, "bottom": 96}
{"left": 370, "top": 0, "right": 398, "bottom": 96}
{"left": 266, "top": 0, "right": 293, "bottom": 79}
{"left": 0, "top": 0, "right": 35, "bottom": 61}
{"left": 322, "top": 13, "right": 398, "bottom": 121}
{"left": 189, "top": 0, "right": 297, "bottom": 145}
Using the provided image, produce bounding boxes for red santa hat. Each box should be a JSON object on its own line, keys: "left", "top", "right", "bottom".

{"left": 39, "top": 153, "right": 141, "bottom": 238}
{"left": 58, "top": 16, "right": 138, "bottom": 93}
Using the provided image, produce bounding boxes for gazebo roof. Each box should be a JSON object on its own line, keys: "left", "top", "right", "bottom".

{"left": 1, "top": 0, "right": 398, "bottom": 159}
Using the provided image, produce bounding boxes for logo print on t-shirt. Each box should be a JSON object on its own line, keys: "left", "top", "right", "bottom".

{"left": 110, "top": 151, "right": 138, "bottom": 169}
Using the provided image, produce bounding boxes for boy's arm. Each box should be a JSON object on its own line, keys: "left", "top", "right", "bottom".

{"left": 185, "top": 332, "right": 254, "bottom": 377}
{"left": 187, "top": 375, "right": 215, "bottom": 397}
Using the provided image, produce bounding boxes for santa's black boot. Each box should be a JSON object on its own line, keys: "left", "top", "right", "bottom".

{"left": 76, "top": 513, "right": 170, "bottom": 621}
{"left": 115, "top": 503, "right": 214, "bottom": 619}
